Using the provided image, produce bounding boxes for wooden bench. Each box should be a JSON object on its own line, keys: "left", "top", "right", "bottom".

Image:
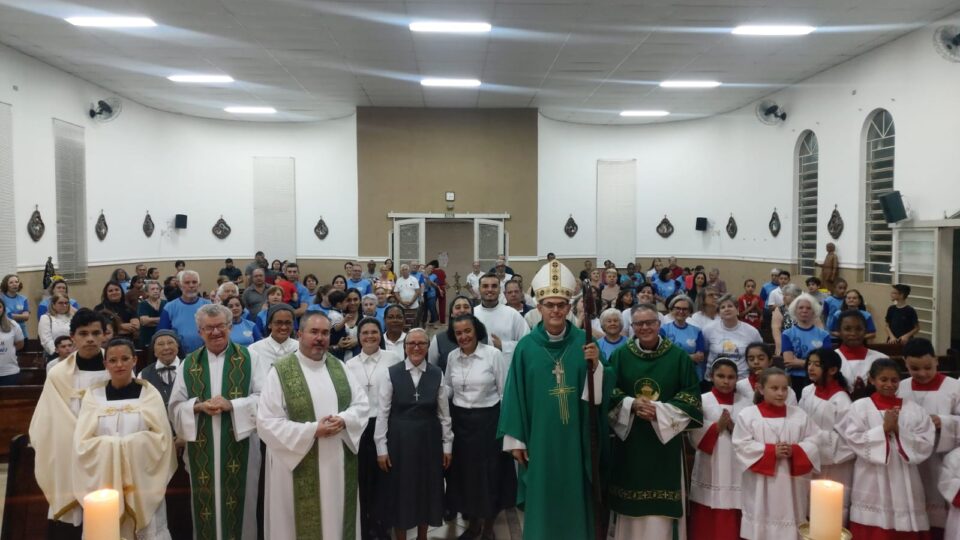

{"left": 0, "top": 386, "right": 43, "bottom": 462}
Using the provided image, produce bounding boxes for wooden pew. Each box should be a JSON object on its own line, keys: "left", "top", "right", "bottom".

{"left": 0, "top": 386, "right": 43, "bottom": 462}
{"left": 0, "top": 435, "right": 48, "bottom": 540}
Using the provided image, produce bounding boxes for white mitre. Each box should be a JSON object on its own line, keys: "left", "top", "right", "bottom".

{"left": 531, "top": 260, "right": 577, "bottom": 302}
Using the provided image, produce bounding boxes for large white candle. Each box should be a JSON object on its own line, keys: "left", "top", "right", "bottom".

{"left": 810, "top": 479, "right": 843, "bottom": 539}
{"left": 83, "top": 488, "right": 120, "bottom": 540}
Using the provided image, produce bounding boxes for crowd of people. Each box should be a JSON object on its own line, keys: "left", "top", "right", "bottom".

{"left": 10, "top": 247, "right": 959, "bottom": 540}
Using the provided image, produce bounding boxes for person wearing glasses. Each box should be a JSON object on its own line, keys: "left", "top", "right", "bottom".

{"left": 659, "top": 295, "right": 708, "bottom": 389}
{"left": 375, "top": 328, "right": 452, "bottom": 540}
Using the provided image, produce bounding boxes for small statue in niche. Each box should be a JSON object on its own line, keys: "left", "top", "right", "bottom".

{"left": 656, "top": 215, "right": 674, "bottom": 238}
{"left": 726, "top": 214, "right": 738, "bottom": 239}
{"left": 314, "top": 217, "right": 329, "bottom": 240}
{"left": 95, "top": 211, "right": 108, "bottom": 241}
{"left": 827, "top": 205, "right": 844, "bottom": 239}
{"left": 142, "top": 212, "right": 155, "bottom": 238}
{"left": 564, "top": 215, "right": 578, "bottom": 238}
{"left": 212, "top": 216, "right": 231, "bottom": 239}
{"left": 769, "top": 208, "right": 781, "bottom": 237}
{"left": 27, "top": 205, "right": 45, "bottom": 242}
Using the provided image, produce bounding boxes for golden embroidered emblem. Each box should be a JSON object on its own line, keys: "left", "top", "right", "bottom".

{"left": 634, "top": 378, "right": 661, "bottom": 401}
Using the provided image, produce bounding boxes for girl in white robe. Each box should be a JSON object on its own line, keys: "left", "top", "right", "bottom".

{"left": 73, "top": 338, "right": 177, "bottom": 540}
{"left": 733, "top": 367, "right": 821, "bottom": 540}
{"left": 689, "top": 358, "right": 749, "bottom": 540}
{"left": 897, "top": 337, "right": 960, "bottom": 536}
{"left": 938, "top": 446, "right": 960, "bottom": 539}
{"left": 836, "top": 358, "right": 936, "bottom": 539}
{"left": 737, "top": 342, "right": 797, "bottom": 405}
{"left": 834, "top": 310, "right": 888, "bottom": 398}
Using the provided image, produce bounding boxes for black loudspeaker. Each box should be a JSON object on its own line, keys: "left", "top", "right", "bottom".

{"left": 174, "top": 214, "right": 188, "bottom": 229}
{"left": 879, "top": 191, "right": 907, "bottom": 223}
{"left": 695, "top": 217, "right": 708, "bottom": 231}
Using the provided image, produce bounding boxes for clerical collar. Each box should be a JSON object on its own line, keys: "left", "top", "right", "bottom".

{"left": 297, "top": 351, "right": 326, "bottom": 364}
{"left": 711, "top": 387, "right": 735, "bottom": 405}
{"left": 912, "top": 373, "right": 947, "bottom": 392}
{"left": 634, "top": 337, "right": 662, "bottom": 352}
{"left": 76, "top": 351, "right": 105, "bottom": 371}
{"left": 871, "top": 392, "right": 902, "bottom": 410}
{"left": 545, "top": 326, "right": 567, "bottom": 342}
{"left": 757, "top": 401, "right": 787, "bottom": 418}
{"left": 839, "top": 344, "right": 869, "bottom": 360}
{"left": 814, "top": 380, "right": 847, "bottom": 400}
{"left": 106, "top": 380, "right": 142, "bottom": 401}
{"left": 405, "top": 358, "right": 426, "bottom": 372}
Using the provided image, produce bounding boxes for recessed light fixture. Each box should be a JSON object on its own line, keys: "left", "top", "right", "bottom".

{"left": 659, "top": 80, "right": 722, "bottom": 89}
{"left": 65, "top": 16, "right": 157, "bottom": 28}
{"left": 168, "top": 74, "right": 234, "bottom": 83}
{"left": 421, "top": 78, "right": 482, "bottom": 88}
{"left": 732, "top": 25, "right": 816, "bottom": 36}
{"left": 620, "top": 110, "right": 670, "bottom": 117}
{"left": 409, "top": 21, "right": 492, "bottom": 33}
{"left": 224, "top": 106, "right": 277, "bottom": 114}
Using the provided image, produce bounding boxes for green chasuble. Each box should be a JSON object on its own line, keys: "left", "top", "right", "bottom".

{"left": 606, "top": 338, "right": 702, "bottom": 518}
{"left": 182, "top": 343, "right": 252, "bottom": 540}
{"left": 273, "top": 353, "right": 358, "bottom": 540}
{"left": 497, "top": 321, "right": 614, "bottom": 540}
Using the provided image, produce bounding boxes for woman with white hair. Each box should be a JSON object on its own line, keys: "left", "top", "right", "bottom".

{"left": 771, "top": 283, "right": 803, "bottom": 357}
{"left": 597, "top": 308, "right": 626, "bottom": 359}
{"left": 781, "top": 293, "right": 831, "bottom": 396}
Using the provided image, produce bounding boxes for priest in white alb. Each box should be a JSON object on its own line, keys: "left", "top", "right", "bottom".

{"left": 474, "top": 273, "right": 529, "bottom": 365}
{"left": 257, "top": 311, "right": 370, "bottom": 540}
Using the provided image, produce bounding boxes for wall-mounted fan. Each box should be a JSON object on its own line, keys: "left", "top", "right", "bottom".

{"left": 88, "top": 97, "right": 123, "bottom": 123}
{"left": 755, "top": 100, "right": 787, "bottom": 125}
{"left": 933, "top": 25, "right": 960, "bottom": 62}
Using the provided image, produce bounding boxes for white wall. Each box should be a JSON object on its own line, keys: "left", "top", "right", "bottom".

{"left": 539, "top": 13, "right": 960, "bottom": 267}
{"left": 0, "top": 43, "right": 358, "bottom": 270}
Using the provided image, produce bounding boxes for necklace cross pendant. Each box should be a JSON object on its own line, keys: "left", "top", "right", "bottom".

{"left": 552, "top": 363, "right": 565, "bottom": 386}
{"left": 414, "top": 390, "right": 420, "bottom": 401}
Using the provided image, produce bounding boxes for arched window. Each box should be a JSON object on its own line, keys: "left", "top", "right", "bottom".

{"left": 864, "top": 109, "right": 895, "bottom": 284}
{"left": 796, "top": 131, "right": 818, "bottom": 277}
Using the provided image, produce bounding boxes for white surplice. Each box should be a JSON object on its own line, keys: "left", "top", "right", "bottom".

{"left": 257, "top": 352, "right": 370, "bottom": 540}
{"left": 937, "top": 446, "right": 960, "bottom": 539}
{"left": 248, "top": 335, "right": 299, "bottom": 365}
{"left": 168, "top": 347, "right": 268, "bottom": 540}
{"left": 835, "top": 397, "right": 936, "bottom": 533}
{"left": 688, "top": 390, "right": 749, "bottom": 511}
{"left": 797, "top": 384, "right": 855, "bottom": 520}
{"left": 733, "top": 405, "right": 821, "bottom": 540}
{"left": 898, "top": 375, "right": 960, "bottom": 529}
{"left": 836, "top": 348, "right": 888, "bottom": 392}
{"left": 474, "top": 303, "right": 529, "bottom": 365}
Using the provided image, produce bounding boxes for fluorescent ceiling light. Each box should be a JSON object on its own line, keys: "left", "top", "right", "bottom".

{"left": 659, "top": 80, "right": 722, "bottom": 89}
{"left": 620, "top": 110, "right": 670, "bottom": 117}
{"left": 224, "top": 106, "right": 276, "bottom": 114}
{"left": 65, "top": 16, "right": 157, "bottom": 28}
{"left": 168, "top": 74, "right": 234, "bottom": 83}
{"left": 409, "top": 21, "right": 491, "bottom": 33}
{"left": 732, "top": 25, "right": 816, "bottom": 36}
{"left": 421, "top": 78, "right": 482, "bottom": 88}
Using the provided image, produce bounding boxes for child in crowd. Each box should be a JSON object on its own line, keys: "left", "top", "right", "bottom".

{"left": 798, "top": 347, "right": 854, "bottom": 520}
{"left": 822, "top": 277, "right": 848, "bottom": 325}
{"left": 938, "top": 446, "right": 960, "bottom": 540}
{"left": 805, "top": 276, "right": 825, "bottom": 303}
{"left": 898, "top": 338, "right": 960, "bottom": 537}
{"left": 885, "top": 283, "right": 920, "bottom": 344}
{"left": 45, "top": 335, "right": 74, "bottom": 373}
{"left": 689, "top": 359, "right": 747, "bottom": 540}
{"left": 737, "top": 279, "right": 763, "bottom": 330}
{"left": 834, "top": 310, "right": 889, "bottom": 397}
{"left": 256, "top": 286, "right": 285, "bottom": 334}
{"left": 736, "top": 343, "right": 797, "bottom": 405}
{"left": 826, "top": 289, "right": 877, "bottom": 342}
{"left": 836, "top": 359, "right": 936, "bottom": 539}
{"left": 733, "top": 367, "right": 820, "bottom": 539}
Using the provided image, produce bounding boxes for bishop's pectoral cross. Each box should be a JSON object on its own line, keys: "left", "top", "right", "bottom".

{"left": 549, "top": 362, "right": 575, "bottom": 425}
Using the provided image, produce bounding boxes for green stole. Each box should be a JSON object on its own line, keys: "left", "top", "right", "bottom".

{"left": 273, "top": 352, "right": 357, "bottom": 540}
{"left": 182, "top": 343, "right": 253, "bottom": 540}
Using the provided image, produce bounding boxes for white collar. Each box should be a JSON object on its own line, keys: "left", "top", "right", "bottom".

{"left": 385, "top": 332, "right": 406, "bottom": 344}
{"left": 359, "top": 349, "right": 382, "bottom": 362}
{"left": 404, "top": 358, "right": 427, "bottom": 373}
{"left": 155, "top": 357, "right": 180, "bottom": 370}
{"left": 268, "top": 335, "right": 295, "bottom": 347}
{"left": 546, "top": 326, "right": 567, "bottom": 342}
{"left": 297, "top": 350, "right": 327, "bottom": 366}
{"left": 457, "top": 346, "right": 481, "bottom": 360}
{"left": 634, "top": 337, "right": 662, "bottom": 352}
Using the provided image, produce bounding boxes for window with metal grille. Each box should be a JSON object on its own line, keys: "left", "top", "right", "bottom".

{"left": 796, "top": 131, "right": 818, "bottom": 277}
{"left": 864, "top": 109, "right": 895, "bottom": 284}
{"left": 0, "top": 103, "right": 15, "bottom": 278}
{"left": 53, "top": 119, "right": 87, "bottom": 281}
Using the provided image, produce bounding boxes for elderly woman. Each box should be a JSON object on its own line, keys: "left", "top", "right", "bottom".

{"left": 600, "top": 268, "right": 621, "bottom": 308}
{"left": 702, "top": 294, "right": 762, "bottom": 379}
{"left": 771, "top": 283, "right": 803, "bottom": 356}
{"left": 346, "top": 317, "right": 402, "bottom": 540}
{"left": 375, "top": 328, "right": 452, "bottom": 540}
{"left": 138, "top": 281, "right": 167, "bottom": 348}
{"left": 780, "top": 293, "right": 831, "bottom": 396}
{"left": 138, "top": 330, "right": 181, "bottom": 406}
{"left": 443, "top": 314, "right": 515, "bottom": 539}
{"left": 428, "top": 295, "right": 474, "bottom": 371}
{"left": 225, "top": 296, "right": 261, "bottom": 347}
{"left": 660, "top": 295, "right": 707, "bottom": 384}
{"left": 597, "top": 308, "right": 627, "bottom": 359}
{"left": 110, "top": 268, "right": 132, "bottom": 292}
{"left": 73, "top": 338, "right": 177, "bottom": 540}
{"left": 95, "top": 280, "right": 141, "bottom": 340}
{"left": 36, "top": 279, "right": 80, "bottom": 318}
{"left": 38, "top": 293, "right": 74, "bottom": 357}
{"left": 690, "top": 286, "right": 719, "bottom": 329}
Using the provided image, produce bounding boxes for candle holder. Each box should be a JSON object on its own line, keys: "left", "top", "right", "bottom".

{"left": 798, "top": 523, "right": 852, "bottom": 539}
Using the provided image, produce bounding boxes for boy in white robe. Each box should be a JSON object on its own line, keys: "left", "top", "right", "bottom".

{"left": 938, "top": 446, "right": 960, "bottom": 539}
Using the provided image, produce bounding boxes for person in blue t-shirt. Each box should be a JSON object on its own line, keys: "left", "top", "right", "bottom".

{"left": 781, "top": 292, "right": 831, "bottom": 396}
{"left": 821, "top": 277, "right": 847, "bottom": 324}
{"left": 1, "top": 274, "right": 30, "bottom": 338}
{"left": 421, "top": 264, "right": 440, "bottom": 326}
{"left": 659, "top": 295, "right": 707, "bottom": 383}
{"left": 157, "top": 270, "right": 211, "bottom": 353}
{"left": 346, "top": 264, "right": 373, "bottom": 296}
{"left": 759, "top": 268, "right": 781, "bottom": 305}
{"left": 597, "top": 308, "right": 627, "bottom": 359}
{"left": 225, "top": 296, "right": 261, "bottom": 346}
{"left": 825, "top": 288, "right": 876, "bottom": 343}
{"left": 652, "top": 268, "right": 684, "bottom": 305}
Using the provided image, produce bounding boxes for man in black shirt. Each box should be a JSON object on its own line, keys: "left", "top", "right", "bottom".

{"left": 885, "top": 283, "right": 919, "bottom": 343}
{"left": 218, "top": 257, "right": 243, "bottom": 284}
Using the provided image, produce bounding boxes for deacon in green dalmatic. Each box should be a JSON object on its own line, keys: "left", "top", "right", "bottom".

{"left": 607, "top": 303, "right": 703, "bottom": 540}
{"left": 498, "top": 260, "right": 614, "bottom": 539}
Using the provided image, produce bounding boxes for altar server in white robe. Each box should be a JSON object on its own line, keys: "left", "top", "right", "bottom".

{"left": 30, "top": 308, "right": 112, "bottom": 538}
{"left": 733, "top": 367, "right": 820, "bottom": 540}
{"left": 797, "top": 348, "right": 855, "bottom": 521}
{"left": 168, "top": 304, "right": 268, "bottom": 540}
{"left": 248, "top": 304, "right": 299, "bottom": 364}
{"left": 835, "top": 310, "right": 888, "bottom": 395}
{"left": 473, "top": 273, "right": 528, "bottom": 365}
{"left": 688, "top": 359, "right": 748, "bottom": 540}
{"left": 897, "top": 338, "right": 960, "bottom": 536}
{"left": 836, "top": 358, "right": 936, "bottom": 539}
{"left": 258, "top": 311, "right": 370, "bottom": 540}
{"left": 74, "top": 338, "right": 177, "bottom": 540}
{"left": 737, "top": 343, "right": 797, "bottom": 404}
{"left": 938, "top": 446, "right": 960, "bottom": 539}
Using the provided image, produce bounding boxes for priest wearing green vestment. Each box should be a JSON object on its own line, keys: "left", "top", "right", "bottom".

{"left": 498, "top": 260, "right": 614, "bottom": 540}
{"left": 257, "top": 311, "right": 370, "bottom": 540}
{"left": 607, "top": 303, "right": 703, "bottom": 540}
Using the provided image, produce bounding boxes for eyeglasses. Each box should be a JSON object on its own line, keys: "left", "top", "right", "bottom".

{"left": 671, "top": 307, "right": 690, "bottom": 312}
{"left": 200, "top": 324, "right": 228, "bottom": 333}
{"left": 631, "top": 320, "right": 659, "bottom": 328}
{"left": 540, "top": 302, "right": 569, "bottom": 311}
{"left": 405, "top": 342, "right": 429, "bottom": 348}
